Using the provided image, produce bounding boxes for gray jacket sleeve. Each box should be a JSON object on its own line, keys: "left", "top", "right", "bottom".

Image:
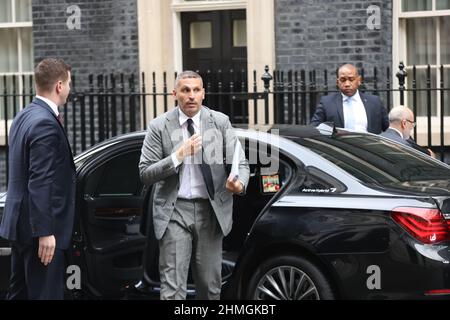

{"left": 139, "top": 121, "right": 177, "bottom": 186}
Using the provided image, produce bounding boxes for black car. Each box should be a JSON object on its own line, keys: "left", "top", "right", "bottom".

{"left": 1, "top": 124, "right": 450, "bottom": 300}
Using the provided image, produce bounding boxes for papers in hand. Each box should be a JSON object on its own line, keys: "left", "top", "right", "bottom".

{"left": 229, "top": 139, "right": 241, "bottom": 182}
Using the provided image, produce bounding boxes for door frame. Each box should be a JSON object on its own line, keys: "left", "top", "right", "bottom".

{"left": 137, "top": 0, "right": 276, "bottom": 124}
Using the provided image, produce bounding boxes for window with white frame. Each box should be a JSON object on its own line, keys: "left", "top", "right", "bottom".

{"left": 0, "top": 0, "right": 33, "bottom": 122}
{"left": 396, "top": 0, "right": 450, "bottom": 118}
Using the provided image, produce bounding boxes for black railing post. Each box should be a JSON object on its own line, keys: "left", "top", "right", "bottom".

{"left": 229, "top": 69, "right": 235, "bottom": 122}
{"left": 373, "top": 67, "right": 378, "bottom": 95}
{"left": 152, "top": 72, "right": 157, "bottom": 120}
{"left": 88, "top": 74, "right": 95, "bottom": 146}
{"left": 240, "top": 69, "right": 247, "bottom": 124}
{"left": 70, "top": 75, "right": 77, "bottom": 152}
{"left": 300, "top": 70, "right": 306, "bottom": 124}
{"left": 426, "top": 65, "right": 432, "bottom": 148}
{"left": 386, "top": 67, "right": 391, "bottom": 111}
{"left": 21, "top": 74, "right": 26, "bottom": 109}
{"left": 80, "top": 93, "right": 86, "bottom": 152}
{"left": 287, "top": 70, "right": 293, "bottom": 124}
{"left": 218, "top": 70, "right": 223, "bottom": 114}
{"left": 294, "top": 71, "right": 299, "bottom": 124}
{"left": 261, "top": 65, "right": 272, "bottom": 124}
{"left": 163, "top": 72, "right": 168, "bottom": 113}
{"left": 98, "top": 74, "right": 105, "bottom": 142}
{"left": 141, "top": 72, "right": 147, "bottom": 130}
{"left": 253, "top": 70, "right": 257, "bottom": 124}
{"left": 396, "top": 62, "right": 407, "bottom": 106}
{"left": 3, "top": 75, "right": 8, "bottom": 186}
{"left": 111, "top": 74, "right": 118, "bottom": 136}
{"left": 120, "top": 73, "right": 126, "bottom": 133}
{"left": 129, "top": 73, "right": 136, "bottom": 132}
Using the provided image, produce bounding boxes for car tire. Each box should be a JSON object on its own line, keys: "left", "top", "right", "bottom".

{"left": 246, "top": 255, "right": 334, "bottom": 300}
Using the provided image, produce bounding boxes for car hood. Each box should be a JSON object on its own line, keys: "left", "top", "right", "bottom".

{"left": 371, "top": 179, "right": 450, "bottom": 197}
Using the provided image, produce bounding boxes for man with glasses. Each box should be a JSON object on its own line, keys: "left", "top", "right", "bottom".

{"left": 381, "top": 105, "right": 416, "bottom": 144}
{"left": 381, "top": 105, "right": 435, "bottom": 157}
{"left": 310, "top": 63, "right": 389, "bottom": 134}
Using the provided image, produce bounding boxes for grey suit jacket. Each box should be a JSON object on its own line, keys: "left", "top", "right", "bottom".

{"left": 380, "top": 127, "right": 409, "bottom": 146}
{"left": 139, "top": 106, "right": 250, "bottom": 240}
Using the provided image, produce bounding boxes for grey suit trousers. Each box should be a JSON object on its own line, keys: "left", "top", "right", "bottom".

{"left": 159, "top": 198, "right": 223, "bottom": 300}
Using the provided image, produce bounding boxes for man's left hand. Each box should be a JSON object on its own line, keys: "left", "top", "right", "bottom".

{"left": 226, "top": 176, "right": 244, "bottom": 194}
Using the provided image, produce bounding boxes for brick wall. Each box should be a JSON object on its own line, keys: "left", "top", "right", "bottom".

{"left": 275, "top": 0, "right": 392, "bottom": 85}
{"left": 32, "top": 0, "right": 139, "bottom": 92}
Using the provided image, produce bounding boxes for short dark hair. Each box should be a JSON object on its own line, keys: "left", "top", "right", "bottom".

{"left": 34, "top": 58, "right": 71, "bottom": 92}
{"left": 175, "top": 70, "right": 203, "bottom": 88}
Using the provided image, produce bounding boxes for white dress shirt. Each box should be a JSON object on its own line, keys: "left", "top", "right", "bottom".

{"left": 35, "top": 95, "right": 59, "bottom": 117}
{"left": 342, "top": 90, "right": 368, "bottom": 132}
{"left": 171, "top": 109, "right": 209, "bottom": 199}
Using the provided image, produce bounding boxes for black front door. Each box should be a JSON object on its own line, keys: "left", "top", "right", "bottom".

{"left": 181, "top": 10, "right": 248, "bottom": 123}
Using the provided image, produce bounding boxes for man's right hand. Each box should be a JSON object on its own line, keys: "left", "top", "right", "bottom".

{"left": 38, "top": 235, "right": 56, "bottom": 266}
{"left": 176, "top": 134, "right": 202, "bottom": 162}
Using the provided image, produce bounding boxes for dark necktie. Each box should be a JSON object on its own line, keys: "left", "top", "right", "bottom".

{"left": 57, "top": 113, "right": 63, "bottom": 125}
{"left": 186, "top": 118, "right": 214, "bottom": 200}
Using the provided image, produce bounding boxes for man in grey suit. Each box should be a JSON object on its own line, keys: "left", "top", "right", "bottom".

{"left": 139, "top": 71, "right": 250, "bottom": 300}
{"left": 380, "top": 105, "right": 415, "bottom": 145}
{"left": 381, "top": 105, "right": 435, "bottom": 157}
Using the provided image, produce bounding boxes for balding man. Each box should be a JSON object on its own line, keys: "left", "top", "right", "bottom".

{"left": 380, "top": 105, "right": 415, "bottom": 145}
{"left": 310, "top": 63, "right": 389, "bottom": 134}
{"left": 381, "top": 105, "right": 435, "bottom": 157}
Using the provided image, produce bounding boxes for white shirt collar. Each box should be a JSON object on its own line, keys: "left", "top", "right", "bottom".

{"left": 341, "top": 90, "right": 362, "bottom": 103}
{"left": 390, "top": 127, "right": 404, "bottom": 139}
{"left": 178, "top": 108, "right": 201, "bottom": 128}
{"left": 35, "top": 95, "right": 59, "bottom": 116}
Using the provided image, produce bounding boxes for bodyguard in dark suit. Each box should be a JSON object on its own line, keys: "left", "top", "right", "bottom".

{"left": 0, "top": 58, "right": 75, "bottom": 299}
{"left": 310, "top": 64, "right": 389, "bottom": 134}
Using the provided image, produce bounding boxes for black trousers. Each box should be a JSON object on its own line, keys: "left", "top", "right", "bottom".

{"left": 7, "top": 242, "right": 66, "bottom": 300}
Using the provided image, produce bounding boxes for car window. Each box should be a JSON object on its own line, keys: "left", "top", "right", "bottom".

{"left": 297, "top": 166, "right": 347, "bottom": 194}
{"left": 299, "top": 134, "right": 450, "bottom": 185}
{"left": 84, "top": 151, "right": 143, "bottom": 197}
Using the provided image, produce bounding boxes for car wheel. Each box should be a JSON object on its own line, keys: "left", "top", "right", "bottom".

{"left": 246, "top": 255, "right": 334, "bottom": 300}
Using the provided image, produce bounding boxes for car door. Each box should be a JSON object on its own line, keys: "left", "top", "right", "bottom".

{"left": 140, "top": 136, "right": 296, "bottom": 296}
{"left": 77, "top": 143, "right": 147, "bottom": 298}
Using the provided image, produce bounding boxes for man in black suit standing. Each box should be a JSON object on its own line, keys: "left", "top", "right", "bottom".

{"left": 0, "top": 58, "right": 75, "bottom": 299}
{"left": 310, "top": 63, "right": 389, "bottom": 134}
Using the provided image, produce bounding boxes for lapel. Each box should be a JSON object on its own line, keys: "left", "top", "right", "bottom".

{"left": 164, "top": 107, "right": 182, "bottom": 150}
{"left": 200, "top": 106, "right": 215, "bottom": 163}
{"left": 359, "top": 92, "right": 371, "bottom": 130}
{"left": 32, "top": 98, "right": 75, "bottom": 170}
{"left": 334, "top": 93, "right": 345, "bottom": 127}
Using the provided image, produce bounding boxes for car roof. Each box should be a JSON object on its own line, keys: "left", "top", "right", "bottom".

{"left": 74, "top": 123, "right": 342, "bottom": 162}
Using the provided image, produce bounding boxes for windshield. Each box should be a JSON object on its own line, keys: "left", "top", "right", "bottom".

{"left": 300, "top": 133, "right": 450, "bottom": 185}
